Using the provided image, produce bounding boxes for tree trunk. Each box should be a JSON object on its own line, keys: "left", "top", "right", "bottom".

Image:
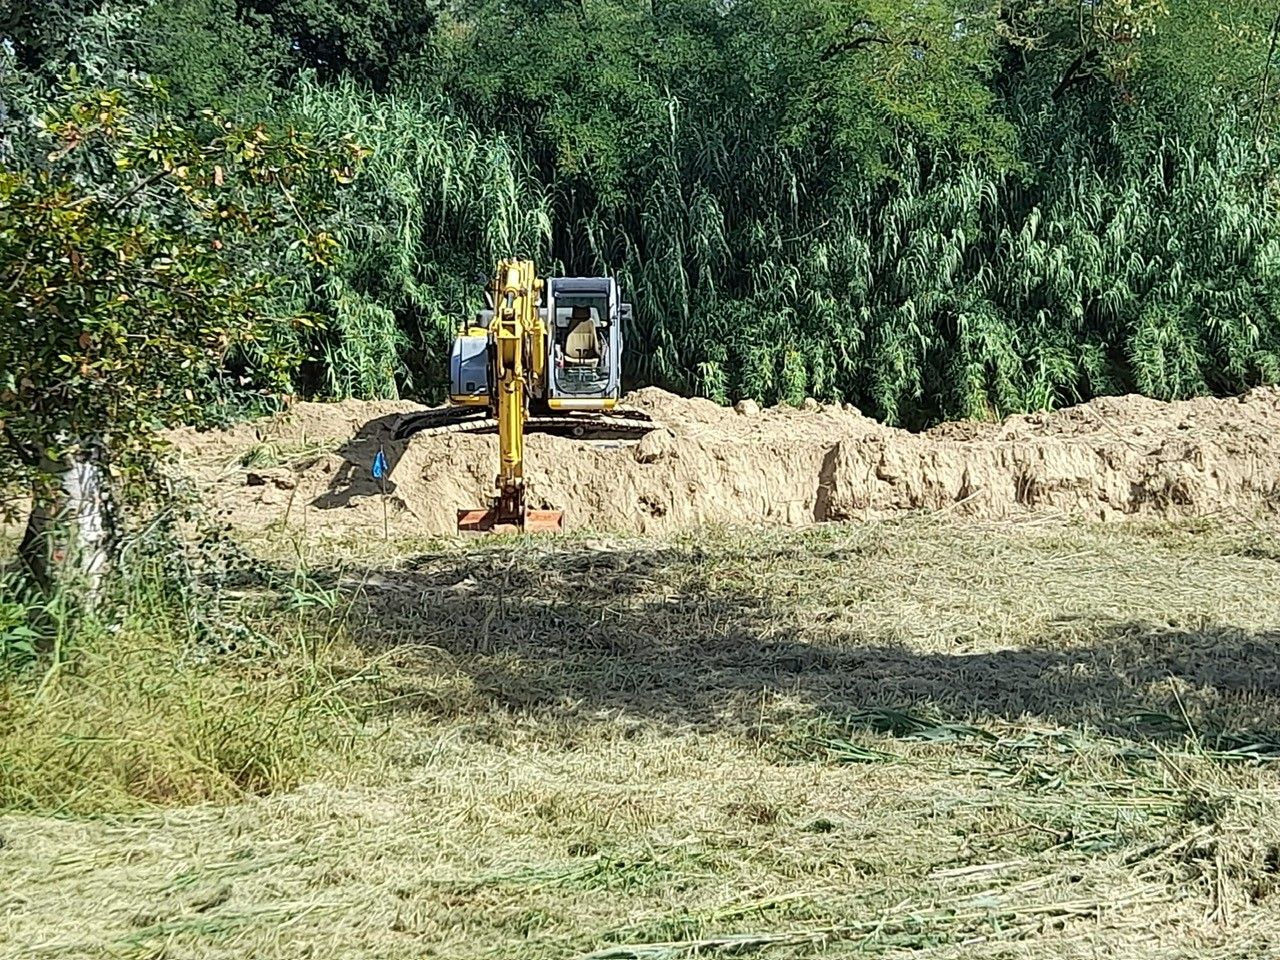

{"left": 18, "top": 447, "right": 112, "bottom": 612}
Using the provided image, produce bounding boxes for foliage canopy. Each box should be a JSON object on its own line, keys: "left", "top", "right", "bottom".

{"left": 0, "top": 78, "right": 365, "bottom": 501}
{"left": 4, "top": 0, "right": 1280, "bottom": 426}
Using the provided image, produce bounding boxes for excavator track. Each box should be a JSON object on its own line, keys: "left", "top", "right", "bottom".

{"left": 391, "top": 406, "right": 660, "bottom": 442}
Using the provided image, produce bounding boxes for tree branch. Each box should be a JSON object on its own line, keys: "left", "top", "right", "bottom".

{"left": 107, "top": 168, "right": 173, "bottom": 213}
{"left": 2, "top": 422, "right": 41, "bottom": 469}
{"left": 1256, "top": 11, "right": 1280, "bottom": 141}
{"left": 1051, "top": 50, "right": 1097, "bottom": 101}
{"left": 821, "top": 35, "right": 891, "bottom": 62}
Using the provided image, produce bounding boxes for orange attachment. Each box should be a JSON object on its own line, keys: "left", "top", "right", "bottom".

{"left": 456, "top": 508, "right": 564, "bottom": 535}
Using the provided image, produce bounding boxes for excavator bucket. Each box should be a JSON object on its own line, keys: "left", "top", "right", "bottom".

{"left": 458, "top": 482, "right": 564, "bottom": 534}
{"left": 456, "top": 508, "right": 564, "bottom": 535}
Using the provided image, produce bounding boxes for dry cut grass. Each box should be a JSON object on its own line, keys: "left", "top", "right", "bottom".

{"left": 5, "top": 515, "right": 1280, "bottom": 959}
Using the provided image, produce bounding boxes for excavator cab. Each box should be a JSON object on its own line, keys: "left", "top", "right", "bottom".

{"left": 449, "top": 275, "right": 630, "bottom": 413}
{"left": 545, "top": 277, "right": 627, "bottom": 411}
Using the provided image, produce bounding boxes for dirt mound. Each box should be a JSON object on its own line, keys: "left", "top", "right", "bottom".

{"left": 168, "top": 388, "right": 1280, "bottom": 537}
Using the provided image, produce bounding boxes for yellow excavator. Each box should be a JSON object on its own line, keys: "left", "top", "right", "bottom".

{"left": 446, "top": 259, "right": 648, "bottom": 533}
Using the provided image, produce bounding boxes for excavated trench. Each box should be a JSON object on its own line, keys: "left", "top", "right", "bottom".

{"left": 167, "top": 387, "right": 1280, "bottom": 537}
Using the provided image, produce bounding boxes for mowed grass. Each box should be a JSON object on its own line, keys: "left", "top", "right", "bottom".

{"left": 5, "top": 516, "right": 1280, "bottom": 958}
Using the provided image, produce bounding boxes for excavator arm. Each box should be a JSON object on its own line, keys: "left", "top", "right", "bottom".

{"left": 457, "top": 260, "right": 564, "bottom": 534}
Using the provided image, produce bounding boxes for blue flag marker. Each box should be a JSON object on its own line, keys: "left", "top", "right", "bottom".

{"left": 373, "top": 446, "right": 390, "bottom": 540}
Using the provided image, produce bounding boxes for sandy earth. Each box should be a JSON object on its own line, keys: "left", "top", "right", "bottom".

{"left": 165, "top": 387, "right": 1280, "bottom": 538}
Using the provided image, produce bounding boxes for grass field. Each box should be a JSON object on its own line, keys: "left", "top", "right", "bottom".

{"left": 5, "top": 516, "right": 1280, "bottom": 958}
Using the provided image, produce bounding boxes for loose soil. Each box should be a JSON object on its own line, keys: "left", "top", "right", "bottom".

{"left": 167, "top": 387, "right": 1280, "bottom": 538}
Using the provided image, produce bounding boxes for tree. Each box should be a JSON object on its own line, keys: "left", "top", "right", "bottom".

{"left": 241, "top": 0, "right": 440, "bottom": 88}
{"left": 0, "top": 1, "right": 102, "bottom": 72}
{"left": 133, "top": 0, "right": 286, "bottom": 116}
{"left": 11, "top": 0, "right": 1277, "bottom": 429}
{"left": 0, "top": 77, "right": 365, "bottom": 602}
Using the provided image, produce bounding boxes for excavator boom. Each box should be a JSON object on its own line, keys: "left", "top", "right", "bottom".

{"left": 456, "top": 260, "right": 564, "bottom": 534}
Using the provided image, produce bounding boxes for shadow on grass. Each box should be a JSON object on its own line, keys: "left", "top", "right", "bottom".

{"left": 319, "top": 538, "right": 1280, "bottom": 751}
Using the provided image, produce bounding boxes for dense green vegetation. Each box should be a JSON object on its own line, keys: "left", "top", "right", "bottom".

{"left": 3, "top": 0, "right": 1280, "bottom": 426}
